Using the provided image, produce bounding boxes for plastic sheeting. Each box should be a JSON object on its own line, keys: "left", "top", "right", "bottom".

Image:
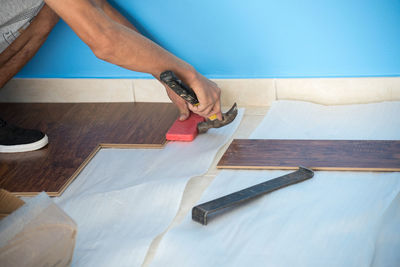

{"left": 150, "top": 101, "right": 400, "bottom": 267}
{"left": 54, "top": 109, "right": 244, "bottom": 267}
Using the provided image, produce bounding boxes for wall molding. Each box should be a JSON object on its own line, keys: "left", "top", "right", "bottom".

{"left": 1, "top": 77, "right": 399, "bottom": 106}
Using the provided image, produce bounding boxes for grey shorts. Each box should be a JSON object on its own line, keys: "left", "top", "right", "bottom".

{"left": 0, "top": 0, "right": 44, "bottom": 53}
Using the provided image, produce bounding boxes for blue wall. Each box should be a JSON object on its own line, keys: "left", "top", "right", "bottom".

{"left": 17, "top": 0, "right": 400, "bottom": 78}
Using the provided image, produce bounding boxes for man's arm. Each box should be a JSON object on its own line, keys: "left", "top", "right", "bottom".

{"left": 93, "top": 0, "right": 138, "bottom": 32}
{"left": 92, "top": 0, "right": 192, "bottom": 120}
{"left": 44, "top": 0, "right": 222, "bottom": 119}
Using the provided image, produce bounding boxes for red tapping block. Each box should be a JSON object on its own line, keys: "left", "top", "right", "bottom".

{"left": 166, "top": 113, "right": 206, "bottom": 141}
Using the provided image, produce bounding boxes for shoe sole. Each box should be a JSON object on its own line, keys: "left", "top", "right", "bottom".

{"left": 0, "top": 135, "right": 48, "bottom": 153}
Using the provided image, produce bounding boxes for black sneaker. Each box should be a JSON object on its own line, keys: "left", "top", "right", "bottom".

{"left": 0, "top": 118, "right": 48, "bottom": 153}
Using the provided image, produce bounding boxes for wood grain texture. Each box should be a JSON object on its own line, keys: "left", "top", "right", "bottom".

{"left": 217, "top": 139, "right": 400, "bottom": 171}
{"left": 0, "top": 103, "right": 179, "bottom": 196}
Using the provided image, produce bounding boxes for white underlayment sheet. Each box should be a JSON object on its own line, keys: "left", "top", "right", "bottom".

{"left": 54, "top": 109, "right": 244, "bottom": 267}
{"left": 151, "top": 101, "right": 400, "bottom": 267}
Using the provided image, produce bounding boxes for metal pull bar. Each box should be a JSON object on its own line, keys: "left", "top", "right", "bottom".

{"left": 192, "top": 166, "right": 314, "bottom": 225}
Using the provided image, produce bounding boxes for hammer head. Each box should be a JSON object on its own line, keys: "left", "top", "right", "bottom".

{"left": 197, "top": 103, "right": 238, "bottom": 134}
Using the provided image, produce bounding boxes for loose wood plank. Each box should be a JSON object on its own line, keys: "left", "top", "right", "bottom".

{"left": 0, "top": 103, "right": 179, "bottom": 196}
{"left": 217, "top": 139, "right": 400, "bottom": 171}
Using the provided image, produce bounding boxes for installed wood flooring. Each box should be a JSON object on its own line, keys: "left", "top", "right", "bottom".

{"left": 0, "top": 103, "right": 179, "bottom": 196}
{"left": 217, "top": 139, "right": 400, "bottom": 171}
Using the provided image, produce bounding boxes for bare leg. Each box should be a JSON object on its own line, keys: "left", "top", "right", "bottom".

{"left": 0, "top": 4, "right": 59, "bottom": 88}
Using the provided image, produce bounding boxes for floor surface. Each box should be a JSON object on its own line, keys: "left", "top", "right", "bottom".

{"left": 0, "top": 103, "right": 179, "bottom": 196}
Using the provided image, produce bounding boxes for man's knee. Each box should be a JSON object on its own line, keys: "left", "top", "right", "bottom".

{"left": 0, "top": 5, "right": 59, "bottom": 88}
{"left": 1, "top": 5, "right": 59, "bottom": 57}
{"left": 26, "top": 5, "right": 59, "bottom": 40}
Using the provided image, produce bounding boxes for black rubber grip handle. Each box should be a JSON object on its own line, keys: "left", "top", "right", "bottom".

{"left": 160, "top": 70, "right": 199, "bottom": 105}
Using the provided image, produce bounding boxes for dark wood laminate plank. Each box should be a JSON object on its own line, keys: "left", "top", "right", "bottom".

{"left": 217, "top": 139, "right": 400, "bottom": 171}
{"left": 0, "top": 103, "right": 179, "bottom": 196}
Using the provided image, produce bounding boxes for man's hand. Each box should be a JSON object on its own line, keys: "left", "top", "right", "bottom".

{"left": 161, "top": 70, "right": 223, "bottom": 121}
{"left": 186, "top": 72, "right": 222, "bottom": 121}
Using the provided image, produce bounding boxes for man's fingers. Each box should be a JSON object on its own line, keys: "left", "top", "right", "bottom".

{"left": 214, "top": 111, "right": 223, "bottom": 121}
{"left": 201, "top": 105, "right": 214, "bottom": 118}
{"left": 164, "top": 85, "right": 190, "bottom": 121}
{"left": 206, "top": 108, "right": 222, "bottom": 121}
{"left": 187, "top": 103, "right": 199, "bottom": 115}
{"left": 175, "top": 100, "right": 190, "bottom": 121}
{"left": 189, "top": 103, "right": 223, "bottom": 121}
{"left": 191, "top": 100, "right": 215, "bottom": 114}
{"left": 212, "top": 99, "right": 222, "bottom": 120}
{"left": 202, "top": 99, "right": 222, "bottom": 120}
{"left": 179, "top": 108, "right": 190, "bottom": 121}
{"left": 188, "top": 103, "right": 213, "bottom": 119}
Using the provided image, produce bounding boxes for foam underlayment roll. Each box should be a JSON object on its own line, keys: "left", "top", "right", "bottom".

{"left": 53, "top": 109, "right": 244, "bottom": 267}
{"left": 150, "top": 101, "right": 400, "bottom": 267}
{"left": 0, "top": 192, "right": 77, "bottom": 267}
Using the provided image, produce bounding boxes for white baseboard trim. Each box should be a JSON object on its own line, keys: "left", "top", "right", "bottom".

{"left": 1, "top": 77, "right": 399, "bottom": 106}
{"left": 0, "top": 78, "right": 134, "bottom": 103}
{"left": 276, "top": 77, "right": 400, "bottom": 105}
